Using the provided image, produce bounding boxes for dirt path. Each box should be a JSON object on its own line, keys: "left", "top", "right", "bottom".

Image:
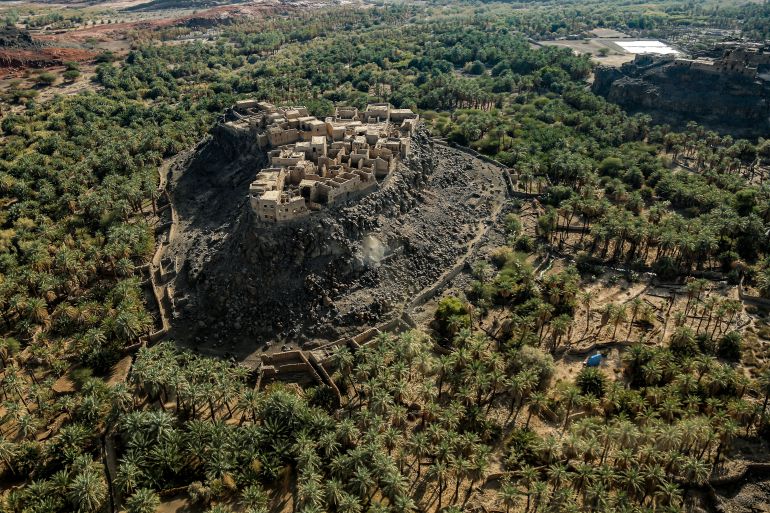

{"left": 147, "top": 155, "right": 183, "bottom": 336}
{"left": 408, "top": 166, "right": 506, "bottom": 311}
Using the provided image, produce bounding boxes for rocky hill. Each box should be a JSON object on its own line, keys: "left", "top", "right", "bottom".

{"left": 593, "top": 54, "right": 770, "bottom": 137}
{"left": 161, "top": 125, "right": 510, "bottom": 359}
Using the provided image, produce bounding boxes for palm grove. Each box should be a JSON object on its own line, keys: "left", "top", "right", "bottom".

{"left": 0, "top": 1, "right": 768, "bottom": 512}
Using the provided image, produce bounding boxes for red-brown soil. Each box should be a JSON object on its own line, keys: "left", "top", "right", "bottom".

{"left": 35, "top": 2, "right": 295, "bottom": 44}
{"left": 0, "top": 46, "right": 97, "bottom": 68}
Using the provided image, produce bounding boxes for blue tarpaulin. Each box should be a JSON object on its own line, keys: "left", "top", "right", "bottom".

{"left": 586, "top": 353, "right": 603, "bottom": 367}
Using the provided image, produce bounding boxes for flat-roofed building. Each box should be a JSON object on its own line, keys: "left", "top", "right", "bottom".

{"left": 236, "top": 102, "right": 418, "bottom": 223}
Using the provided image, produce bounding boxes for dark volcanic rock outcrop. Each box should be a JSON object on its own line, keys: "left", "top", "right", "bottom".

{"left": 0, "top": 27, "right": 38, "bottom": 49}
{"left": 593, "top": 54, "right": 770, "bottom": 137}
{"left": 163, "top": 125, "right": 506, "bottom": 359}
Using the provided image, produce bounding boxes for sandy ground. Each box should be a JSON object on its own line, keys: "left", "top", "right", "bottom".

{"left": 540, "top": 39, "right": 636, "bottom": 67}
{"left": 589, "top": 28, "right": 631, "bottom": 39}
{"left": 157, "top": 494, "right": 206, "bottom": 513}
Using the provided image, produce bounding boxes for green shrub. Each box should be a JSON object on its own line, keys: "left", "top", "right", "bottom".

{"left": 505, "top": 428, "right": 541, "bottom": 468}
{"left": 653, "top": 256, "right": 680, "bottom": 281}
{"left": 434, "top": 296, "right": 470, "bottom": 342}
{"left": 576, "top": 367, "right": 607, "bottom": 397}
{"left": 717, "top": 331, "right": 742, "bottom": 361}
{"left": 63, "top": 69, "right": 81, "bottom": 82}
{"left": 0, "top": 337, "right": 21, "bottom": 361}
{"left": 96, "top": 50, "right": 115, "bottom": 63}
{"left": 37, "top": 72, "right": 56, "bottom": 86}
{"left": 598, "top": 156, "right": 623, "bottom": 175}
{"left": 514, "top": 235, "right": 534, "bottom": 252}
{"left": 307, "top": 384, "right": 340, "bottom": 412}
{"left": 669, "top": 326, "right": 699, "bottom": 357}
{"left": 464, "top": 60, "right": 486, "bottom": 75}
{"left": 491, "top": 247, "right": 516, "bottom": 268}
{"left": 504, "top": 213, "right": 522, "bottom": 235}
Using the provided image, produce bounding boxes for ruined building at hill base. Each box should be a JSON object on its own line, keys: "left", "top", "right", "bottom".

{"left": 220, "top": 101, "right": 418, "bottom": 223}
{"left": 593, "top": 43, "right": 770, "bottom": 136}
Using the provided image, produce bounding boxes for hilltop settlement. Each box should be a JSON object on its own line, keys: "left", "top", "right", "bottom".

{"left": 221, "top": 101, "right": 419, "bottom": 223}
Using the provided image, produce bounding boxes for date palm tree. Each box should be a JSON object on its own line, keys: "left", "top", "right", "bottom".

{"left": 531, "top": 479, "right": 549, "bottom": 512}
{"left": 297, "top": 475, "right": 324, "bottom": 510}
{"left": 680, "top": 456, "right": 709, "bottom": 485}
{"left": 428, "top": 460, "right": 450, "bottom": 510}
{"left": 549, "top": 314, "right": 572, "bottom": 353}
{"left": 338, "top": 492, "right": 362, "bottom": 513}
{"left": 498, "top": 479, "right": 520, "bottom": 513}
{"left": 560, "top": 384, "right": 581, "bottom": 432}
{"left": 627, "top": 297, "right": 643, "bottom": 339}
{"left": 126, "top": 488, "right": 160, "bottom": 513}
{"left": 67, "top": 467, "right": 107, "bottom": 513}
{"left": 324, "top": 478, "right": 345, "bottom": 509}
{"left": 714, "top": 418, "right": 739, "bottom": 467}
{"left": 571, "top": 462, "right": 595, "bottom": 495}
{"left": 0, "top": 337, "right": 20, "bottom": 367}
{"left": 352, "top": 465, "right": 375, "bottom": 502}
{"left": 622, "top": 467, "right": 644, "bottom": 501}
{"left": 607, "top": 303, "right": 628, "bottom": 340}
{"left": 335, "top": 346, "right": 356, "bottom": 398}
{"left": 407, "top": 431, "right": 430, "bottom": 482}
{"left": 449, "top": 455, "right": 469, "bottom": 502}
{"left": 465, "top": 446, "right": 490, "bottom": 503}
{"left": 654, "top": 480, "right": 682, "bottom": 509}
{"left": 758, "top": 369, "right": 770, "bottom": 417}
{"left": 0, "top": 436, "right": 17, "bottom": 475}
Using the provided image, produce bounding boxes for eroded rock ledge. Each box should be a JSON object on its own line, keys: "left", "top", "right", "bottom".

{"left": 593, "top": 51, "right": 770, "bottom": 137}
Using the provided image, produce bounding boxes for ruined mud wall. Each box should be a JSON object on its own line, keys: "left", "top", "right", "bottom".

{"left": 593, "top": 57, "right": 770, "bottom": 137}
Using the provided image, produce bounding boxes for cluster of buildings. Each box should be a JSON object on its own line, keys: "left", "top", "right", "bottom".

{"left": 227, "top": 101, "right": 419, "bottom": 223}
{"left": 636, "top": 44, "right": 770, "bottom": 79}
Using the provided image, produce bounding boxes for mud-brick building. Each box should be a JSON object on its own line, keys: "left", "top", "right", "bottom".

{"left": 240, "top": 102, "right": 419, "bottom": 224}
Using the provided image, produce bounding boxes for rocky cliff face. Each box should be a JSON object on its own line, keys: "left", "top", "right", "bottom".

{"left": 208, "top": 122, "right": 262, "bottom": 161}
{"left": 593, "top": 56, "right": 770, "bottom": 137}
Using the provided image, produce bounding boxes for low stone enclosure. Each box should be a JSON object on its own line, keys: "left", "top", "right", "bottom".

{"left": 259, "top": 311, "right": 416, "bottom": 387}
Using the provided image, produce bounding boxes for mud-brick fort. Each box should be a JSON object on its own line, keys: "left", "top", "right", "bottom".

{"left": 223, "top": 100, "right": 419, "bottom": 223}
